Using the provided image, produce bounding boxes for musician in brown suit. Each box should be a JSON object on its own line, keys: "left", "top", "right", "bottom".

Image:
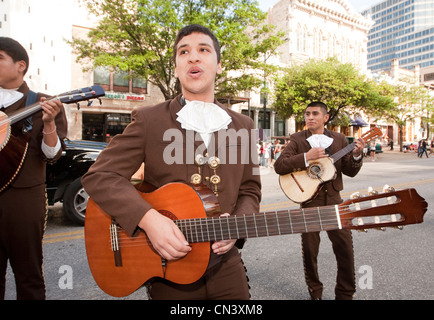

{"left": 0, "top": 37, "right": 67, "bottom": 299}
{"left": 274, "top": 101, "right": 364, "bottom": 300}
{"left": 82, "top": 25, "right": 261, "bottom": 299}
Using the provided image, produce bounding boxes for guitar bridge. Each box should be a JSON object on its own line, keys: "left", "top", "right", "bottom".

{"left": 110, "top": 220, "right": 123, "bottom": 267}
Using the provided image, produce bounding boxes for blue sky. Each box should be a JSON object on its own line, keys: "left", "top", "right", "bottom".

{"left": 257, "top": 0, "right": 383, "bottom": 13}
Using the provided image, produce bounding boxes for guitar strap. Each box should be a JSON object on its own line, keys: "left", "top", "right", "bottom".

{"left": 323, "top": 128, "right": 332, "bottom": 155}
{"left": 22, "top": 90, "right": 37, "bottom": 133}
{"left": 321, "top": 128, "right": 333, "bottom": 205}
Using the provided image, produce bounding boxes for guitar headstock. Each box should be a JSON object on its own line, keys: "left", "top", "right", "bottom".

{"left": 339, "top": 186, "right": 427, "bottom": 231}
{"left": 360, "top": 127, "right": 383, "bottom": 143}
{"left": 57, "top": 85, "right": 105, "bottom": 108}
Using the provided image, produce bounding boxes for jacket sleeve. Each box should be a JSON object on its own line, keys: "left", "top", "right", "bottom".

{"left": 274, "top": 135, "right": 307, "bottom": 175}
{"left": 44, "top": 102, "right": 68, "bottom": 164}
{"left": 337, "top": 134, "right": 363, "bottom": 178}
{"left": 81, "top": 108, "right": 152, "bottom": 236}
{"left": 232, "top": 120, "right": 262, "bottom": 217}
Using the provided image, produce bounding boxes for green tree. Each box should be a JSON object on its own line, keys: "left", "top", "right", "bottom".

{"left": 272, "top": 57, "right": 394, "bottom": 125}
{"left": 69, "top": 0, "right": 284, "bottom": 100}
{"left": 376, "top": 81, "right": 434, "bottom": 151}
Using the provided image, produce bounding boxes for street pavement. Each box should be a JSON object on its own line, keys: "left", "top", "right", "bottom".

{"left": 3, "top": 147, "right": 433, "bottom": 302}
{"left": 248, "top": 148, "right": 433, "bottom": 300}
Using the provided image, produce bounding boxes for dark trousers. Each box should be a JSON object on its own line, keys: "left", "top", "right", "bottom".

{"left": 301, "top": 229, "right": 355, "bottom": 300}
{"left": 0, "top": 185, "right": 47, "bottom": 300}
{"left": 146, "top": 247, "right": 250, "bottom": 300}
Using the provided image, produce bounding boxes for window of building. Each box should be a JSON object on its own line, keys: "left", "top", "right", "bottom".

{"left": 82, "top": 112, "right": 131, "bottom": 142}
{"left": 93, "top": 67, "right": 147, "bottom": 94}
{"left": 94, "top": 66, "right": 110, "bottom": 86}
{"left": 424, "top": 72, "right": 434, "bottom": 81}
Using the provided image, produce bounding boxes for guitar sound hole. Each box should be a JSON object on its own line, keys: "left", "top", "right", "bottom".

{"left": 309, "top": 164, "right": 323, "bottom": 178}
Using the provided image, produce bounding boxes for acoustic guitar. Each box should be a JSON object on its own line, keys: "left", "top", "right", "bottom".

{"left": 84, "top": 182, "right": 427, "bottom": 297}
{"left": 0, "top": 85, "right": 105, "bottom": 193}
{"left": 279, "top": 127, "right": 382, "bottom": 203}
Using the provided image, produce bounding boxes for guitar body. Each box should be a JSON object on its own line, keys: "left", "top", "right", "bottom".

{"left": 279, "top": 128, "right": 383, "bottom": 204}
{"left": 279, "top": 157, "right": 336, "bottom": 203}
{"left": 0, "top": 113, "right": 29, "bottom": 192}
{"left": 84, "top": 183, "right": 221, "bottom": 297}
{"left": 85, "top": 181, "right": 427, "bottom": 298}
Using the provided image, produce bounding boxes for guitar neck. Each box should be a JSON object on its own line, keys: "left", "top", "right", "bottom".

{"left": 329, "top": 127, "right": 383, "bottom": 163}
{"left": 7, "top": 102, "right": 45, "bottom": 125}
{"left": 330, "top": 142, "right": 355, "bottom": 163}
{"left": 2, "top": 85, "right": 105, "bottom": 127}
{"left": 175, "top": 206, "right": 342, "bottom": 243}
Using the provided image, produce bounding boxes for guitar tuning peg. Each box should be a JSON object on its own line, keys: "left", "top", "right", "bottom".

{"left": 382, "top": 185, "right": 389, "bottom": 192}
{"left": 76, "top": 102, "right": 80, "bottom": 110}
{"left": 393, "top": 226, "right": 403, "bottom": 230}
{"left": 376, "top": 227, "right": 386, "bottom": 231}
{"left": 368, "top": 186, "right": 378, "bottom": 195}
{"left": 98, "top": 98, "right": 102, "bottom": 105}
{"left": 358, "top": 229, "right": 368, "bottom": 233}
{"left": 87, "top": 100, "right": 94, "bottom": 107}
{"left": 350, "top": 192, "right": 360, "bottom": 199}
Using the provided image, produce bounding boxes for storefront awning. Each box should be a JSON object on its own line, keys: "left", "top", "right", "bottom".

{"left": 346, "top": 113, "right": 368, "bottom": 127}
{"left": 352, "top": 116, "right": 369, "bottom": 127}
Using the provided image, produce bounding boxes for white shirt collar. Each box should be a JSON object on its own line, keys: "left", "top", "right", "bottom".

{"left": 306, "top": 134, "right": 333, "bottom": 149}
{"left": 176, "top": 100, "right": 232, "bottom": 148}
{"left": 0, "top": 87, "right": 24, "bottom": 109}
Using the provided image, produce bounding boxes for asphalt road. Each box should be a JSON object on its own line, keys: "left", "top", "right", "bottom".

{"left": 4, "top": 149, "right": 434, "bottom": 301}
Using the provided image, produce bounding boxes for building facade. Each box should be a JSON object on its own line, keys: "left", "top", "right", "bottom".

{"left": 255, "top": 0, "right": 375, "bottom": 139}
{"left": 269, "top": 0, "right": 373, "bottom": 71}
{"left": 362, "top": 0, "right": 434, "bottom": 72}
{"left": 3, "top": 0, "right": 426, "bottom": 144}
{"left": 362, "top": 0, "right": 434, "bottom": 142}
{"left": 0, "top": 0, "right": 164, "bottom": 142}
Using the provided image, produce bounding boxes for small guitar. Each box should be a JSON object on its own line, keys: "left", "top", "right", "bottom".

{"left": 0, "top": 85, "right": 105, "bottom": 193}
{"left": 279, "top": 127, "right": 382, "bottom": 203}
{"left": 84, "top": 182, "right": 426, "bottom": 297}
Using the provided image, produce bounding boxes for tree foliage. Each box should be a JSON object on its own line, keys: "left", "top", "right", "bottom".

{"left": 70, "top": 0, "right": 284, "bottom": 100}
{"left": 376, "top": 80, "right": 434, "bottom": 150}
{"left": 272, "top": 57, "right": 394, "bottom": 125}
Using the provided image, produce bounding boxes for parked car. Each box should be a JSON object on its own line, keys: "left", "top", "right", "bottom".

{"left": 46, "top": 139, "right": 107, "bottom": 225}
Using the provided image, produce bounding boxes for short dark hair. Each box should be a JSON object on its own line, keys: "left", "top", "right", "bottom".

{"left": 306, "top": 101, "right": 328, "bottom": 114}
{"left": 173, "top": 24, "right": 221, "bottom": 65}
{"left": 0, "top": 37, "right": 29, "bottom": 75}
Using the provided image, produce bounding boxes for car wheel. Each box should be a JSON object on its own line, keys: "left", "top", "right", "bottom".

{"left": 63, "top": 177, "right": 88, "bottom": 225}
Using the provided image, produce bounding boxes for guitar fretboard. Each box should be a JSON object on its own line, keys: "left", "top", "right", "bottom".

{"left": 330, "top": 142, "right": 355, "bottom": 163}
{"left": 174, "top": 206, "right": 342, "bottom": 243}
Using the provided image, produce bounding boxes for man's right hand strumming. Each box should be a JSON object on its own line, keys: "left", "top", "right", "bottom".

{"left": 138, "top": 209, "right": 192, "bottom": 261}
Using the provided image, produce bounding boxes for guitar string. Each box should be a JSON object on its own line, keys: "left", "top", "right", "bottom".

{"left": 113, "top": 202, "right": 396, "bottom": 240}
{"left": 110, "top": 201, "right": 403, "bottom": 248}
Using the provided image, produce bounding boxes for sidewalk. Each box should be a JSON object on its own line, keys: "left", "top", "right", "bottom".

{"left": 367, "top": 148, "right": 432, "bottom": 162}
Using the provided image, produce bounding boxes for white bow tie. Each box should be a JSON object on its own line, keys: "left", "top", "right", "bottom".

{"left": 176, "top": 100, "right": 232, "bottom": 148}
{"left": 307, "top": 134, "right": 333, "bottom": 149}
{"left": 0, "top": 87, "right": 24, "bottom": 109}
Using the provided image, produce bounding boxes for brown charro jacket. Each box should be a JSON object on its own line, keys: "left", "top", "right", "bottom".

{"left": 274, "top": 129, "right": 363, "bottom": 207}
{"left": 81, "top": 95, "right": 262, "bottom": 238}
{"left": 3, "top": 82, "right": 68, "bottom": 189}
